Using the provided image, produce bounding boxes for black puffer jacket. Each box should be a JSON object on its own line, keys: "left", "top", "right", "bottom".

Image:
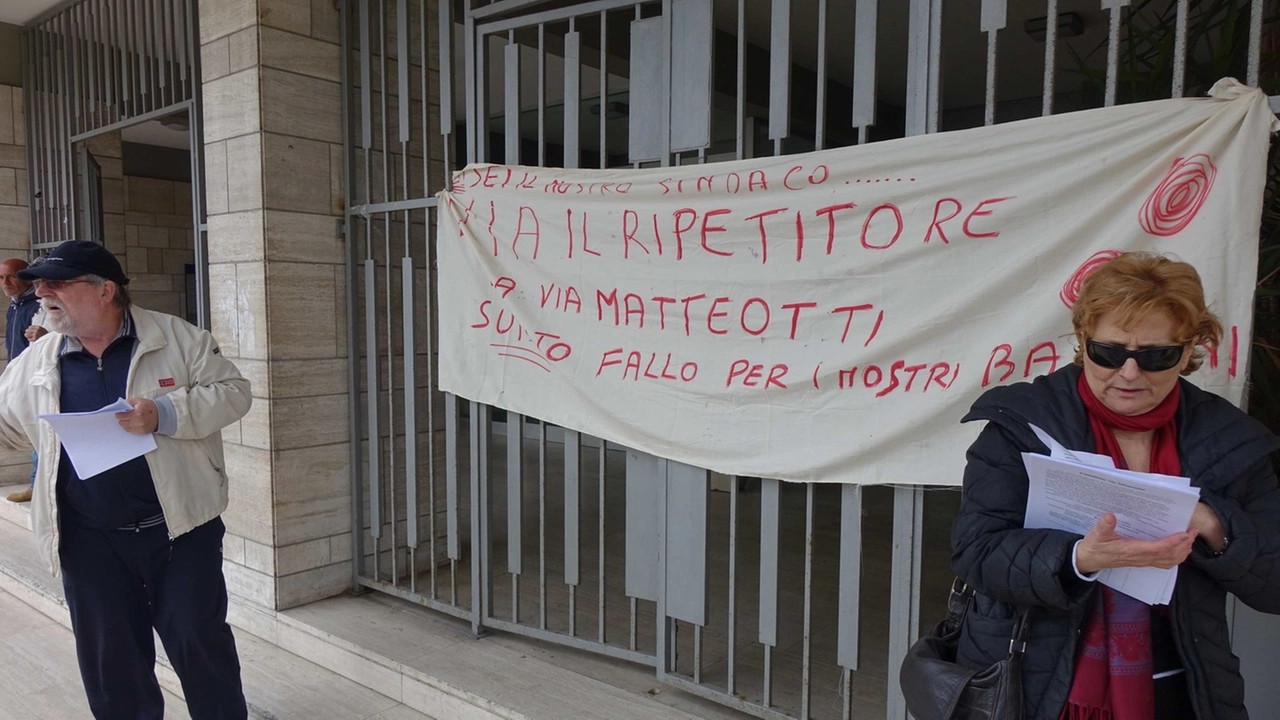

{"left": 952, "top": 364, "right": 1280, "bottom": 720}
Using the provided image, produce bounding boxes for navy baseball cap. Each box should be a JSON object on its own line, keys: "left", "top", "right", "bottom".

{"left": 18, "top": 240, "right": 130, "bottom": 286}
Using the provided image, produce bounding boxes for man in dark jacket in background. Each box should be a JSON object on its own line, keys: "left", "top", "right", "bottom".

{"left": 1, "top": 258, "right": 47, "bottom": 503}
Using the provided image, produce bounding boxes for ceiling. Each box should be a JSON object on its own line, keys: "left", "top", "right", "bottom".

{"left": 0, "top": 0, "right": 64, "bottom": 26}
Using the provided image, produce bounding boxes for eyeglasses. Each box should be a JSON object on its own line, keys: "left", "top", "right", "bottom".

{"left": 32, "top": 278, "right": 93, "bottom": 291}
{"left": 1085, "top": 340, "right": 1186, "bottom": 372}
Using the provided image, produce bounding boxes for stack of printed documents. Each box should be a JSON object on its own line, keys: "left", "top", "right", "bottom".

{"left": 1021, "top": 425, "right": 1200, "bottom": 605}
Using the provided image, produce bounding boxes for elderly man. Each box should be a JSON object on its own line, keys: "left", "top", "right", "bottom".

{"left": 0, "top": 240, "right": 250, "bottom": 719}
{"left": 1, "top": 258, "right": 47, "bottom": 503}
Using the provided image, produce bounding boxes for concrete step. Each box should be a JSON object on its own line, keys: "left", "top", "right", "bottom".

{"left": 0, "top": 491, "right": 433, "bottom": 720}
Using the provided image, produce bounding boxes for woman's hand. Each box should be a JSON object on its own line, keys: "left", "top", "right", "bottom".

{"left": 1188, "top": 502, "right": 1227, "bottom": 553}
{"left": 1075, "top": 513, "right": 1198, "bottom": 574}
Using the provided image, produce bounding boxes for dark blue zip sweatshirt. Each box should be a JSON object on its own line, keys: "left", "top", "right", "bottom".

{"left": 54, "top": 313, "right": 163, "bottom": 530}
{"left": 6, "top": 288, "right": 40, "bottom": 360}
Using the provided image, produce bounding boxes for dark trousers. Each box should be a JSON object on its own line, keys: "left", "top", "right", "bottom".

{"left": 59, "top": 517, "right": 247, "bottom": 720}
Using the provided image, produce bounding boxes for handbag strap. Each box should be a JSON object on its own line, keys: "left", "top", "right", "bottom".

{"left": 1007, "top": 606, "right": 1032, "bottom": 658}
{"left": 950, "top": 578, "right": 1033, "bottom": 659}
{"left": 947, "top": 577, "right": 974, "bottom": 625}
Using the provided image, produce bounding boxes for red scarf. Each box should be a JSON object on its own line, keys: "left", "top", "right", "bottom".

{"left": 1060, "top": 373, "right": 1182, "bottom": 720}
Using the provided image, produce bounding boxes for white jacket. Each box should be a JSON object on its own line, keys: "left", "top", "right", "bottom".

{"left": 0, "top": 306, "right": 251, "bottom": 575}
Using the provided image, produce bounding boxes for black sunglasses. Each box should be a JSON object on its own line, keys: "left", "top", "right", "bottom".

{"left": 1085, "top": 340, "right": 1185, "bottom": 372}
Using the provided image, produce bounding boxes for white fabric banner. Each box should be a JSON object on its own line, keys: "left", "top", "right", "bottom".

{"left": 436, "top": 80, "right": 1277, "bottom": 485}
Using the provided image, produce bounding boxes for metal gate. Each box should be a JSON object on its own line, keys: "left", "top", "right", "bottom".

{"left": 21, "top": 0, "right": 210, "bottom": 325}
{"left": 343, "top": 2, "right": 1271, "bottom": 719}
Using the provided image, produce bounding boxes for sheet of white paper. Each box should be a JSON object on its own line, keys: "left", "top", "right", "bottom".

{"left": 39, "top": 398, "right": 157, "bottom": 479}
{"left": 1029, "top": 424, "right": 1116, "bottom": 468}
{"left": 1022, "top": 452, "right": 1200, "bottom": 605}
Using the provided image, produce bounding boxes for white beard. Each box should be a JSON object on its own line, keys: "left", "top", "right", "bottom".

{"left": 42, "top": 309, "right": 76, "bottom": 336}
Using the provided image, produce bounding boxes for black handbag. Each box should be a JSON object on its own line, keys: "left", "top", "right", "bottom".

{"left": 899, "top": 579, "right": 1031, "bottom": 720}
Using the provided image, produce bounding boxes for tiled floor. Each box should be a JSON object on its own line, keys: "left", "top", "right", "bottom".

{"left": 0, "top": 487, "right": 435, "bottom": 720}
{"left": 0, "top": 586, "right": 192, "bottom": 720}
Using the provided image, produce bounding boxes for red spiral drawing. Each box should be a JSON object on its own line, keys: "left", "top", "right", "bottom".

{"left": 1061, "top": 250, "right": 1122, "bottom": 309}
{"left": 1139, "top": 154, "right": 1216, "bottom": 237}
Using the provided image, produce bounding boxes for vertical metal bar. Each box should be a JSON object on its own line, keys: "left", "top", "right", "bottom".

{"left": 886, "top": 486, "right": 924, "bottom": 720}
{"left": 504, "top": 37, "right": 520, "bottom": 164}
{"left": 507, "top": 413, "right": 524, "bottom": 577}
{"left": 398, "top": 0, "right": 409, "bottom": 145}
{"left": 48, "top": 16, "right": 61, "bottom": 243}
{"left": 21, "top": 30, "right": 37, "bottom": 246}
{"left": 178, "top": 0, "right": 188, "bottom": 95}
{"left": 538, "top": 419, "right": 547, "bottom": 630}
{"left": 125, "top": 0, "right": 135, "bottom": 116}
{"left": 598, "top": 439, "right": 606, "bottom": 645}
{"left": 981, "top": 0, "right": 1005, "bottom": 127}
{"left": 134, "top": 0, "right": 146, "bottom": 112}
{"left": 837, "top": 484, "right": 863, "bottom": 671}
{"left": 97, "top": 0, "right": 107, "bottom": 123}
{"left": 365, "top": 259, "right": 382, "bottom": 580}
{"left": 694, "top": 623, "right": 702, "bottom": 684}
{"left": 1042, "top": 0, "right": 1058, "bottom": 115}
{"left": 41, "top": 23, "right": 53, "bottom": 243}
{"left": 1248, "top": 0, "right": 1263, "bottom": 89}
{"left": 378, "top": 0, "right": 398, "bottom": 587}
{"left": 759, "top": 478, "right": 781, "bottom": 707}
{"left": 71, "top": 4, "right": 82, "bottom": 139}
{"left": 801, "top": 484, "right": 815, "bottom": 720}
{"left": 536, "top": 24, "right": 545, "bottom": 167}
{"left": 58, "top": 13, "right": 72, "bottom": 241}
{"left": 139, "top": 0, "right": 150, "bottom": 113}
{"left": 87, "top": 1, "right": 97, "bottom": 130}
{"left": 565, "top": 429, "right": 581, "bottom": 637}
{"left": 420, "top": 0, "right": 431, "bottom": 198}
{"left": 1171, "top": 0, "right": 1188, "bottom": 98}
{"left": 445, "top": 393, "right": 460, "bottom": 564}
{"left": 146, "top": 0, "right": 156, "bottom": 109}
{"left": 984, "top": 30, "right": 997, "bottom": 126}
{"left": 403, "top": 258, "right": 419, "bottom": 561}
{"left": 463, "top": 0, "right": 477, "bottom": 163}
{"left": 360, "top": 0, "right": 372, "bottom": 149}
{"left": 814, "top": 0, "right": 827, "bottom": 150}
{"left": 152, "top": 0, "right": 163, "bottom": 104}
{"left": 508, "top": 412, "right": 523, "bottom": 621}
{"left": 92, "top": 0, "right": 104, "bottom": 126}
{"left": 116, "top": 0, "right": 126, "bottom": 118}
{"left": 629, "top": 596, "right": 637, "bottom": 651}
{"left": 842, "top": 667, "right": 853, "bottom": 720}
{"left": 1103, "top": 1, "right": 1128, "bottom": 107}
{"left": 654, "top": 457, "right": 672, "bottom": 677}
{"left": 563, "top": 28, "right": 580, "bottom": 169}
{"left": 341, "top": 0, "right": 364, "bottom": 590}
{"left": 187, "top": 0, "right": 209, "bottom": 330}
{"left": 768, "top": 0, "right": 791, "bottom": 143}
{"left": 107, "top": 0, "right": 117, "bottom": 120}
{"left": 927, "top": 0, "right": 941, "bottom": 133}
{"left": 40, "top": 20, "right": 53, "bottom": 243}
{"left": 905, "top": 0, "right": 931, "bottom": 136}
{"left": 470, "top": 402, "right": 493, "bottom": 633}
{"left": 735, "top": 0, "right": 744, "bottom": 159}
{"left": 159, "top": 0, "right": 169, "bottom": 101}
{"left": 726, "top": 477, "right": 738, "bottom": 695}
{"left": 426, "top": 192, "right": 439, "bottom": 604}
{"left": 598, "top": 11, "right": 607, "bottom": 169}
{"left": 439, "top": 0, "right": 453, "bottom": 148}
{"left": 476, "top": 27, "right": 487, "bottom": 162}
